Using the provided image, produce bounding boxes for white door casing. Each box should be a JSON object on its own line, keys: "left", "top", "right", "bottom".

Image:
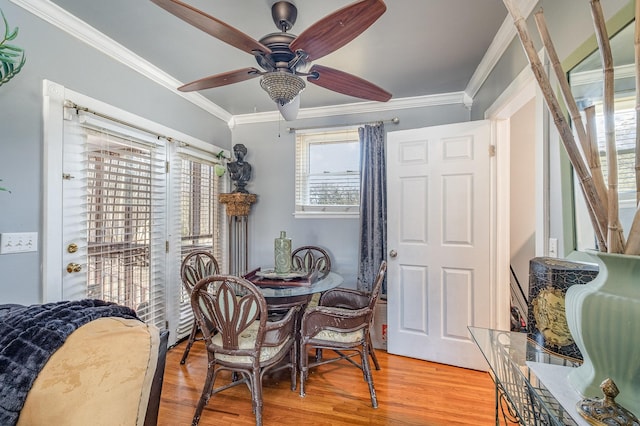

{"left": 386, "top": 120, "right": 495, "bottom": 371}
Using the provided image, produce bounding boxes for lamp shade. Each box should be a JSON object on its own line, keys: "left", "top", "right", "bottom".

{"left": 277, "top": 94, "right": 300, "bottom": 121}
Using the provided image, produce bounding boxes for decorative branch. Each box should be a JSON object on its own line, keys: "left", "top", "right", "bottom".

{"left": 590, "top": 0, "right": 625, "bottom": 254}
{"left": 584, "top": 105, "right": 608, "bottom": 208}
{"left": 0, "top": 9, "right": 26, "bottom": 87}
{"left": 503, "top": 0, "right": 608, "bottom": 251}
{"left": 534, "top": 10, "right": 609, "bottom": 231}
{"left": 626, "top": 0, "right": 640, "bottom": 255}
{"left": 636, "top": 0, "right": 640, "bottom": 206}
{"left": 627, "top": 205, "right": 640, "bottom": 255}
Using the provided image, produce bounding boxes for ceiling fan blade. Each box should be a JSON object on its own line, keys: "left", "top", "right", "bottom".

{"left": 151, "top": 0, "right": 271, "bottom": 55}
{"left": 178, "top": 67, "right": 261, "bottom": 92}
{"left": 308, "top": 65, "right": 391, "bottom": 102}
{"left": 290, "top": 0, "right": 386, "bottom": 62}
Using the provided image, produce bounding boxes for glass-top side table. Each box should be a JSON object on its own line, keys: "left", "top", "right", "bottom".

{"left": 469, "top": 327, "right": 586, "bottom": 426}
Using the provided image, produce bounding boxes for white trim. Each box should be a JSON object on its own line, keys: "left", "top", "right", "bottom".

{"left": 293, "top": 212, "right": 359, "bottom": 219}
{"left": 484, "top": 66, "right": 538, "bottom": 331}
{"left": 42, "top": 80, "right": 65, "bottom": 302}
{"left": 11, "top": 0, "right": 233, "bottom": 124}
{"left": 465, "top": 0, "right": 538, "bottom": 98}
{"left": 233, "top": 92, "right": 471, "bottom": 125}
{"left": 570, "top": 63, "right": 635, "bottom": 87}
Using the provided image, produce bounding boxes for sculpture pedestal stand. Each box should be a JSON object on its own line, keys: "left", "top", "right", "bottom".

{"left": 219, "top": 193, "right": 257, "bottom": 276}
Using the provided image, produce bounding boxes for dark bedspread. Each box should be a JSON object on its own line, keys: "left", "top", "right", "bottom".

{"left": 0, "top": 299, "right": 138, "bottom": 426}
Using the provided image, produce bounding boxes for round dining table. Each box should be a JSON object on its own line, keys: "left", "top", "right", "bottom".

{"left": 256, "top": 271, "right": 343, "bottom": 300}
{"left": 255, "top": 271, "right": 344, "bottom": 359}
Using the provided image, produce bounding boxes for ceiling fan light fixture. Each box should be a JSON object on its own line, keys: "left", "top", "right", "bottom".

{"left": 277, "top": 94, "right": 300, "bottom": 121}
{"left": 260, "top": 71, "right": 305, "bottom": 106}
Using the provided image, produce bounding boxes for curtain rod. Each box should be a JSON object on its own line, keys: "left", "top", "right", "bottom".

{"left": 64, "top": 100, "right": 229, "bottom": 161}
{"left": 286, "top": 117, "right": 399, "bottom": 133}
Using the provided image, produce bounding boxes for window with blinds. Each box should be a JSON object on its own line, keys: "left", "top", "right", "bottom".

{"left": 574, "top": 97, "right": 638, "bottom": 251}
{"left": 44, "top": 82, "right": 228, "bottom": 347}
{"left": 76, "top": 124, "right": 167, "bottom": 328}
{"left": 175, "top": 154, "right": 225, "bottom": 338}
{"left": 295, "top": 128, "right": 360, "bottom": 217}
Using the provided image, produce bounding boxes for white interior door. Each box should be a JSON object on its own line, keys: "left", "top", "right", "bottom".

{"left": 386, "top": 120, "right": 494, "bottom": 371}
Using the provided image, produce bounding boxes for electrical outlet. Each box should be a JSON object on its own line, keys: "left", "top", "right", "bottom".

{"left": 548, "top": 238, "right": 558, "bottom": 258}
{"left": 0, "top": 232, "right": 38, "bottom": 254}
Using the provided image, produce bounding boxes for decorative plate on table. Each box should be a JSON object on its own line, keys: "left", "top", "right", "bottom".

{"left": 255, "top": 268, "right": 307, "bottom": 281}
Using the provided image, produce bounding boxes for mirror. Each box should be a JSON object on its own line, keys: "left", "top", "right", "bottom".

{"left": 569, "top": 20, "right": 637, "bottom": 251}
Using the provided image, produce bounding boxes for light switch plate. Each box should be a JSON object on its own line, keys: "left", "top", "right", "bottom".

{"left": 0, "top": 232, "right": 38, "bottom": 254}
{"left": 548, "top": 238, "right": 558, "bottom": 258}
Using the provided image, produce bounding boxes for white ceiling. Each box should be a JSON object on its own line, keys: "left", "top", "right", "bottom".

{"left": 47, "top": 0, "right": 511, "bottom": 118}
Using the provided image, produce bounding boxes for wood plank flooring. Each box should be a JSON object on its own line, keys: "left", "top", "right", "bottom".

{"left": 158, "top": 340, "right": 497, "bottom": 425}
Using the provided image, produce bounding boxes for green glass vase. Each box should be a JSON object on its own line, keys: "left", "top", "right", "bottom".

{"left": 274, "top": 231, "right": 292, "bottom": 275}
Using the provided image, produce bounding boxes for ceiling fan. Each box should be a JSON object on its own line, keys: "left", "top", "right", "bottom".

{"left": 150, "top": 0, "right": 392, "bottom": 120}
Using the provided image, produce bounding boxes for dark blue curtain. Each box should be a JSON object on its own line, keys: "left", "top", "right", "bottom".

{"left": 357, "top": 123, "right": 387, "bottom": 293}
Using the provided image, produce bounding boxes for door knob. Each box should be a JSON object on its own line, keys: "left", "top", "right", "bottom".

{"left": 389, "top": 250, "right": 397, "bottom": 258}
{"left": 66, "top": 263, "right": 82, "bottom": 273}
{"left": 67, "top": 243, "right": 78, "bottom": 253}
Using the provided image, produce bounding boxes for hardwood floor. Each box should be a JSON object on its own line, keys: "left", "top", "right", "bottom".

{"left": 158, "top": 340, "right": 497, "bottom": 425}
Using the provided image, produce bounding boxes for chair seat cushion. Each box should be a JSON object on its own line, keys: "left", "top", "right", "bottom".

{"left": 212, "top": 321, "right": 289, "bottom": 364}
{"left": 313, "top": 328, "right": 364, "bottom": 344}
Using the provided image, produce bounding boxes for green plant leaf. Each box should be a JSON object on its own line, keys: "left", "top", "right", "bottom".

{"left": 0, "top": 8, "right": 25, "bottom": 87}
{"left": 0, "top": 179, "right": 10, "bottom": 193}
{"left": 6, "top": 27, "right": 18, "bottom": 41}
{"left": 1, "top": 10, "right": 9, "bottom": 38}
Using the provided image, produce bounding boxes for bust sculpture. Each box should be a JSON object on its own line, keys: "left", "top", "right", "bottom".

{"left": 227, "top": 143, "right": 252, "bottom": 193}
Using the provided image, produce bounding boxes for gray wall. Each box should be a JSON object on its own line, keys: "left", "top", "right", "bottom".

{"left": 510, "top": 99, "right": 536, "bottom": 295}
{"left": 233, "top": 104, "right": 470, "bottom": 287}
{"left": 0, "top": 2, "right": 231, "bottom": 304}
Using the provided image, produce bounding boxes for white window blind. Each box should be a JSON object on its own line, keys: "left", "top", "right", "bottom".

{"left": 295, "top": 128, "right": 360, "bottom": 217}
{"left": 174, "top": 152, "right": 225, "bottom": 339}
{"left": 63, "top": 112, "right": 167, "bottom": 329}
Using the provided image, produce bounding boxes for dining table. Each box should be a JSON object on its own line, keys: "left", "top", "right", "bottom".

{"left": 253, "top": 271, "right": 343, "bottom": 301}
{"left": 243, "top": 269, "right": 344, "bottom": 358}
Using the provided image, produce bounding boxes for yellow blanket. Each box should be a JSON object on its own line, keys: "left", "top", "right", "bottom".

{"left": 18, "top": 317, "right": 159, "bottom": 426}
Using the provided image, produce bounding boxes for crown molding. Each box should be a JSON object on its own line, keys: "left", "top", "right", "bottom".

{"left": 465, "top": 0, "right": 538, "bottom": 99}
{"left": 571, "top": 63, "right": 635, "bottom": 87}
{"left": 11, "top": 0, "right": 233, "bottom": 124}
{"left": 232, "top": 91, "right": 471, "bottom": 126}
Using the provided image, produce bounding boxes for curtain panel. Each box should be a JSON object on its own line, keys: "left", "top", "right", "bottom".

{"left": 357, "top": 123, "right": 387, "bottom": 293}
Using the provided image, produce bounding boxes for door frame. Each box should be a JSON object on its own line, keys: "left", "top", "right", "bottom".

{"left": 484, "top": 65, "right": 547, "bottom": 330}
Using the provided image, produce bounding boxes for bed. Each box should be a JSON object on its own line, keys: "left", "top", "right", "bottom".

{"left": 0, "top": 299, "right": 168, "bottom": 426}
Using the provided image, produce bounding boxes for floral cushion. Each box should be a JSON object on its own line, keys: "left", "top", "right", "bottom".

{"left": 313, "top": 328, "right": 364, "bottom": 343}
{"left": 212, "top": 321, "right": 289, "bottom": 364}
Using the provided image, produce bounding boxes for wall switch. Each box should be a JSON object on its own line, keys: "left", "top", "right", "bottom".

{"left": 0, "top": 232, "right": 38, "bottom": 254}
{"left": 548, "top": 238, "right": 558, "bottom": 258}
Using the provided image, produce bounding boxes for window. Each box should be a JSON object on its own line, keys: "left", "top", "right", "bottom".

{"left": 295, "top": 128, "right": 360, "bottom": 217}
{"left": 175, "top": 154, "right": 225, "bottom": 338}
{"left": 84, "top": 130, "right": 164, "bottom": 324}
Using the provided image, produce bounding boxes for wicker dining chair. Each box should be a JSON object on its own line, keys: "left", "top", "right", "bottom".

{"left": 291, "top": 246, "right": 332, "bottom": 278}
{"left": 179, "top": 250, "right": 220, "bottom": 364}
{"left": 299, "top": 260, "right": 387, "bottom": 408}
{"left": 190, "top": 275, "right": 299, "bottom": 426}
